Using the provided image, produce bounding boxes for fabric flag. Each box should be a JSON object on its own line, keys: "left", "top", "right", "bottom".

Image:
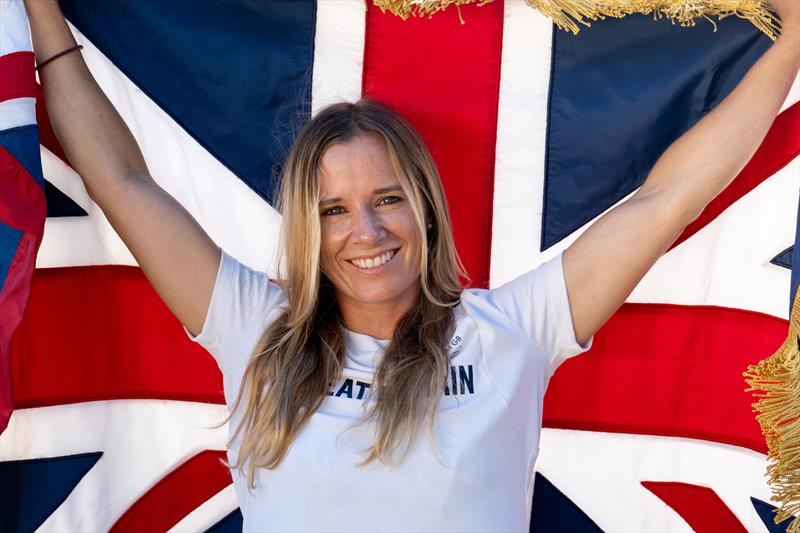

{"left": 0, "top": 0, "right": 798, "bottom": 531}
{"left": 0, "top": 0, "right": 46, "bottom": 433}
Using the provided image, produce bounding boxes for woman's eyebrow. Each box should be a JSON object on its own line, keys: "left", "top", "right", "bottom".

{"left": 319, "top": 197, "right": 339, "bottom": 206}
{"left": 319, "top": 186, "right": 402, "bottom": 206}
{"left": 373, "top": 186, "right": 403, "bottom": 195}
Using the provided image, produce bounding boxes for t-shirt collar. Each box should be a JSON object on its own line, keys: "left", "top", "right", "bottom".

{"left": 342, "top": 327, "right": 389, "bottom": 369}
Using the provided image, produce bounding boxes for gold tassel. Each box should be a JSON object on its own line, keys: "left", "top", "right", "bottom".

{"left": 744, "top": 284, "right": 800, "bottom": 532}
{"left": 372, "top": 0, "right": 782, "bottom": 40}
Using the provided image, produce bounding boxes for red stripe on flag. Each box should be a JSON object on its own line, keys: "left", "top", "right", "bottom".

{"left": 0, "top": 234, "right": 39, "bottom": 338}
{"left": 0, "top": 52, "right": 36, "bottom": 102}
{"left": 641, "top": 482, "right": 747, "bottom": 533}
{"left": 110, "top": 450, "right": 231, "bottom": 533}
{"left": 0, "top": 146, "right": 46, "bottom": 235}
{"left": 362, "top": 4, "right": 504, "bottom": 288}
{"left": 14, "top": 270, "right": 785, "bottom": 455}
{"left": 11, "top": 266, "right": 225, "bottom": 408}
{"left": 671, "top": 102, "right": 800, "bottom": 250}
{"left": 0, "top": 233, "right": 40, "bottom": 433}
{"left": 543, "top": 303, "right": 786, "bottom": 454}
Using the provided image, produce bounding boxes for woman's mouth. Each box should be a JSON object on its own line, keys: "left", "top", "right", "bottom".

{"left": 348, "top": 249, "right": 398, "bottom": 270}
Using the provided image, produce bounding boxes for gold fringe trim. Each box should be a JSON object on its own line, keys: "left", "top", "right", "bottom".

{"left": 744, "top": 284, "right": 800, "bottom": 532}
{"left": 372, "top": 0, "right": 782, "bottom": 40}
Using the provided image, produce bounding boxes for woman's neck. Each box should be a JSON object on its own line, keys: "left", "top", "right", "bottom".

{"left": 336, "top": 293, "right": 418, "bottom": 340}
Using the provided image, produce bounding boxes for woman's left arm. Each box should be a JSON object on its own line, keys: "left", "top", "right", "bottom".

{"left": 563, "top": 1, "right": 800, "bottom": 346}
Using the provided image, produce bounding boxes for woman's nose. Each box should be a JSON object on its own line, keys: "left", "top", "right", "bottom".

{"left": 351, "top": 208, "right": 386, "bottom": 243}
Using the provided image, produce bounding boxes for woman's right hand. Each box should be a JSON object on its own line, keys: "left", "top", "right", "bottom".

{"left": 22, "top": 0, "right": 220, "bottom": 336}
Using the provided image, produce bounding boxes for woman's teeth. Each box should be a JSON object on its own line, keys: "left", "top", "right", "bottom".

{"left": 351, "top": 250, "right": 396, "bottom": 269}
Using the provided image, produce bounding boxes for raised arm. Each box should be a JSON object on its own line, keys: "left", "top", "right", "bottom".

{"left": 24, "top": 0, "right": 219, "bottom": 335}
{"left": 563, "top": 1, "right": 800, "bottom": 346}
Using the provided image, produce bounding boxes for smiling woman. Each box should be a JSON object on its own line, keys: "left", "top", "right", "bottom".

{"left": 205, "top": 101, "right": 594, "bottom": 531}
{"left": 21, "top": 0, "right": 800, "bottom": 526}
{"left": 227, "top": 101, "right": 466, "bottom": 482}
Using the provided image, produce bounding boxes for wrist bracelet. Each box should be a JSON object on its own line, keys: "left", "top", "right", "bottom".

{"left": 35, "top": 44, "right": 83, "bottom": 71}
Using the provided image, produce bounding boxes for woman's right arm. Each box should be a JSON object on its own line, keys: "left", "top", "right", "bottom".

{"left": 25, "top": 0, "right": 219, "bottom": 336}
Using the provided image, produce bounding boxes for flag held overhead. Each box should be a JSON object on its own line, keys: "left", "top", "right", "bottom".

{"left": 1, "top": 0, "right": 798, "bottom": 530}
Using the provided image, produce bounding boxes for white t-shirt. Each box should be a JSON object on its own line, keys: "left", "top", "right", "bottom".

{"left": 188, "top": 250, "right": 592, "bottom": 532}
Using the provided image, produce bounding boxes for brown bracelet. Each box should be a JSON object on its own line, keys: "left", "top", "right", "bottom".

{"left": 35, "top": 44, "right": 83, "bottom": 71}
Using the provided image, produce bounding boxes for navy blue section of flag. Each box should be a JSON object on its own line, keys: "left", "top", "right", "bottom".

{"left": 0, "top": 223, "right": 22, "bottom": 292}
{"left": 1, "top": 125, "right": 45, "bottom": 188}
{"left": 0, "top": 452, "right": 102, "bottom": 533}
{"left": 59, "top": 0, "right": 317, "bottom": 204}
{"left": 544, "top": 15, "right": 770, "bottom": 250}
{"left": 44, "top": 181, "right": 87, "bottom": 217}
{"left": 205, "top": 509, "right": 244, "bottom": 533}
{"left": 530, "top": 472, "right": 602, "bottom": 532}
{"left": 793, "top": 196, "right": 800, "bottom": 313}
{"left": 772, "top": 246, "right": 792, "bottom": 270}
{"left": 751, "top": 497, "right": 791, "bottom": 533}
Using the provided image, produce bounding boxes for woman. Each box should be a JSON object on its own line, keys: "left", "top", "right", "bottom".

{"left": 24, "top": 0, "right": 800, "bottom": 530}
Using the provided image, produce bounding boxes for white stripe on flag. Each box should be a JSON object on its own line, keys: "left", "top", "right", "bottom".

{"left": 311, "top": 0, "right": 366, "bottom": 116}
{"left": 490, "top": 1, "right": 558, "bottom": 289}
{"left": 168, "top": 484, "right": 238, "bottom": 533}
{"left": 1, "top": 0, "right": 32, "bottom": 56}
{"left": 1, "top": 0, "right": 36, "bottom": 132}
{"left": 0, "top": 97, "right": 36, "bottom": 131}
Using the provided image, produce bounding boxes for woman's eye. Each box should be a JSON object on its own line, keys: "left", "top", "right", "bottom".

{"left": 378, "top": 196, "right": 401, "bottom": 206}
{"left": 321, "top": 206, "right": 345, "bottom": 216}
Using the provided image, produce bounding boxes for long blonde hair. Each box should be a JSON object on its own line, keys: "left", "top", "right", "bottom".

{"left": 227, "top": 99, "right": 465, "bottom": 488}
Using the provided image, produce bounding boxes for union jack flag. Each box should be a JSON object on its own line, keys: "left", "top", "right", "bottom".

{"left": 1, "top": 0, "right": 798, "bottom": 531}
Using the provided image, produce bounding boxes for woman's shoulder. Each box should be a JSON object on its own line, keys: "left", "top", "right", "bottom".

{"left": 188, "top": 249, "right": 287, "bottom": 363}
{"left": 456, "top": 253, "right": 570, "bottom": 339}
{"left": 219, "top": 249, "right": 287, "bottom": 304}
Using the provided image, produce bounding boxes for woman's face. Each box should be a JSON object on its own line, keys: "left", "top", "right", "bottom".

{"left": 318, "top": 132, "right": 423, "bottom": 320}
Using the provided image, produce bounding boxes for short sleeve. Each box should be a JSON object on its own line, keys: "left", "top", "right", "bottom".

{"left": 486, "top": 252, "right": 593, "bottom": 372}
{"left": 185, "top": 248, "right": 285, "bottom": 374}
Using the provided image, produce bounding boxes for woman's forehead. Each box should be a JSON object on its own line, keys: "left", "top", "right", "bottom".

{"left": 319, "top": 133, "right": 400, "bottom": 196}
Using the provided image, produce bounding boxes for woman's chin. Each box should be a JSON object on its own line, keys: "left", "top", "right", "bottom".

{"left": 336, "top": 283, "right": 420, "bottom": 312}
